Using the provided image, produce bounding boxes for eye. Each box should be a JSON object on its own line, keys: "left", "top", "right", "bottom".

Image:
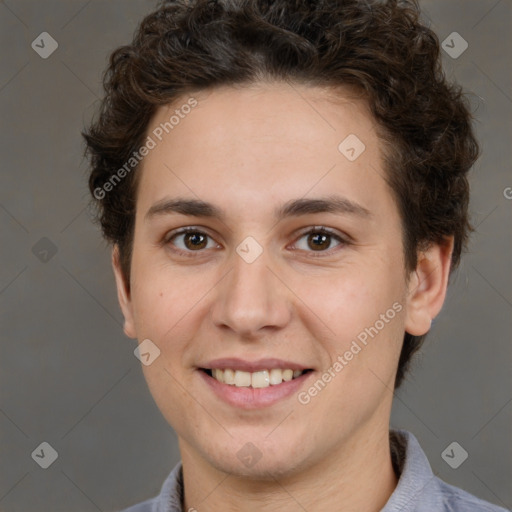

{"left": 291, "top": 226, "right": 347, "bottom": 255}
{"left": 165, "top": 227, "right": 219, "bottom": 255}
{"left": 163, "top": 225, "right": 348, "bottom": 257}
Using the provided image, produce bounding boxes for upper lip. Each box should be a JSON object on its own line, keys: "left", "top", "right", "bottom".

{"left": 200, "top": 358, "right": 311, "bottom": 372}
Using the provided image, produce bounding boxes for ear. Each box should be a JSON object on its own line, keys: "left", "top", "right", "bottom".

{"left": 404, "top": 236, "right": 454, "bottom": 336}
{"left": 112, "top": 245, "right": 137, "bottom": 339}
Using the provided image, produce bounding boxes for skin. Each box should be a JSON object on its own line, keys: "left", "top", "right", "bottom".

{"left": 113, "top": 82, "right": 453, "bottom": 512}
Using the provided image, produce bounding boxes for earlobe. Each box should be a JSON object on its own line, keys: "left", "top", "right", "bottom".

{"left": 404, "top": 237, "right": 454, "bottom": 336}
{"left": 111, "top": 245, "right": 137, "bottom": 339}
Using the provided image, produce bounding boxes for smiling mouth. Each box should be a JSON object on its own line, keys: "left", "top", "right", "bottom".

{"left": 201, "top": 368, "right": 313, "bottom": 388}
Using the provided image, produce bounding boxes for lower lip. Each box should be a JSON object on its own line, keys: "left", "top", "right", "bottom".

{"left": 198, "top": 370, "right": 313, "bottom": 409}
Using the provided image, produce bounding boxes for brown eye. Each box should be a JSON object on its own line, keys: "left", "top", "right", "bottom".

{"left": 166, "top": 228, "right": 217, "bottom": 253}
{"left": 307, "top": 232, "right": 331, "bottom": 251}
{"left": 293, "top": 227, "right": 346, "bottom": 254}
{"left": 182, "top": 232, "right": 208, "bottom": 250}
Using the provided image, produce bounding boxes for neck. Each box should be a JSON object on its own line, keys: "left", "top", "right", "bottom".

{"left": 180, "top": 423, "right": 399, "bottom": 512}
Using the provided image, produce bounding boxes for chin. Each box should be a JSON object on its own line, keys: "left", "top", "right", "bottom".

{"left": 204, "top": 438, "right": 310, "bottom": 481}
{"left": 213, "top": 454, "right": 304, "bottom": 481}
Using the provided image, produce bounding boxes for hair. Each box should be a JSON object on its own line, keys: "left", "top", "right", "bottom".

{"left": 83, "top": 0, "right": 479, "bottom": 389}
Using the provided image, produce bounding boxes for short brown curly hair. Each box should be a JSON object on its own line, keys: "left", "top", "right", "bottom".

{"left": 83, "top": 0, "right": 479, "bottom": 389}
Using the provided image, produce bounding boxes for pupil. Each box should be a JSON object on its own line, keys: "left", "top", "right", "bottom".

{"left": 310, "top": 233, "right": 329, "bottom": 250}
{"left": 186, "top": 233, "right": 206, "bottom": 249}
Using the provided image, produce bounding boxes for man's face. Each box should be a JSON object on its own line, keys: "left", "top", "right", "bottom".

{"left": 116, "top": 83, "right": 414, "bottom": 477}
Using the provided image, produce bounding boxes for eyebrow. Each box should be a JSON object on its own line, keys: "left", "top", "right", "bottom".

{"left": 145, "top": 195, "right": 372, "bottom": 222}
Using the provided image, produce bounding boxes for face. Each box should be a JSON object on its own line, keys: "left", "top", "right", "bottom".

{"left": 113, "top": 82, "right": 448, "bottom": 479}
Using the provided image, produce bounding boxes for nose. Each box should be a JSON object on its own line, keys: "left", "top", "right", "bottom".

{"left": 209, "top": 245, "right": 292, "bottom": 339}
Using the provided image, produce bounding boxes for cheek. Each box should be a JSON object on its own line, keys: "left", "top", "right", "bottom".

{"left": 129, "top": 267, "right": 210, "bottom": 368}
{"left": 129, "top": 246, "right": 187, "bottom": 334}
{"left": 130, "top": 270, "right": 176, "bottom": 340}
{"left": 294, "top": 263, "right": 400, "bottom": 331}
{"left": 292, "top": 258, "right": 405, "bottom": 377}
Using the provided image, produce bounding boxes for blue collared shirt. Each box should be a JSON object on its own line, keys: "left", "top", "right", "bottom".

{"left": 120, "top": 429, "right": 509, "bottom": 511}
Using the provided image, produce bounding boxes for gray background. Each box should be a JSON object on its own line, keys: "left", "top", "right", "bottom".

{"left": 0, "top": 0, "right": 510, "bottom": 511}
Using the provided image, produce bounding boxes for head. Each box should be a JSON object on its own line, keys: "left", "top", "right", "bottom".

{"left": 83, "top": 0, "right": 478, "bottom": 479}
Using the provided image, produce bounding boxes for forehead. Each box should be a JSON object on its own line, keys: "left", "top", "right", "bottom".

{"left": 136, "top": 82, "right": 390, "bottom": 220}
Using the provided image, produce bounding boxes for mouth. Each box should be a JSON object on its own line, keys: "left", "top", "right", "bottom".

{"left": 197, "top": 362, "right": 315, "bottom": 409}
{"left": 200, "top": 367, "right": 313, "bottom": 388}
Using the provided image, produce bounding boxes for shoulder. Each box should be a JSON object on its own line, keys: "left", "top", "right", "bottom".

{"left": 433, "top": 476, "right": 510, "bottom": 512}
{"left": 386, "top": 430, "right": 509, "bottom": 512}
{"left": 118, "top": 497, "right": 157, "bottom": 512}
{"left": 117, "top": 461, "right": 184, "bottom": 512}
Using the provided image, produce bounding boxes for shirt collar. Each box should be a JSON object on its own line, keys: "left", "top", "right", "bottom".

{"left": 382, "top": 429, "right": 439, "bottom": 511}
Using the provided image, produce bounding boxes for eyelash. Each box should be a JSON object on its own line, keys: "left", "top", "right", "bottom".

{"left": 163, "top": 226, "right": 349, "bottom": 258}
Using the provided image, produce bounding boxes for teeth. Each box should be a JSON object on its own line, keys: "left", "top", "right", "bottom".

{"left": 213, "top": 368, "right": 224, "bottom": 383}
{"left": 209, "top": 368, "right": 305, "bottom": 388}
{"left": 269, "top": 368, "right": 283, "bottom": 385}
{"left": 234, "top": 370, "right": 252, "bottom": 387}
{"left": 282, "top": 369, "right": 293, "bottom": 382}
{"left": 223, "top": 368, "right": 235, "bottom": 385}
{"left": 252, "top": 370, "right": 270, "bottom": 388}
